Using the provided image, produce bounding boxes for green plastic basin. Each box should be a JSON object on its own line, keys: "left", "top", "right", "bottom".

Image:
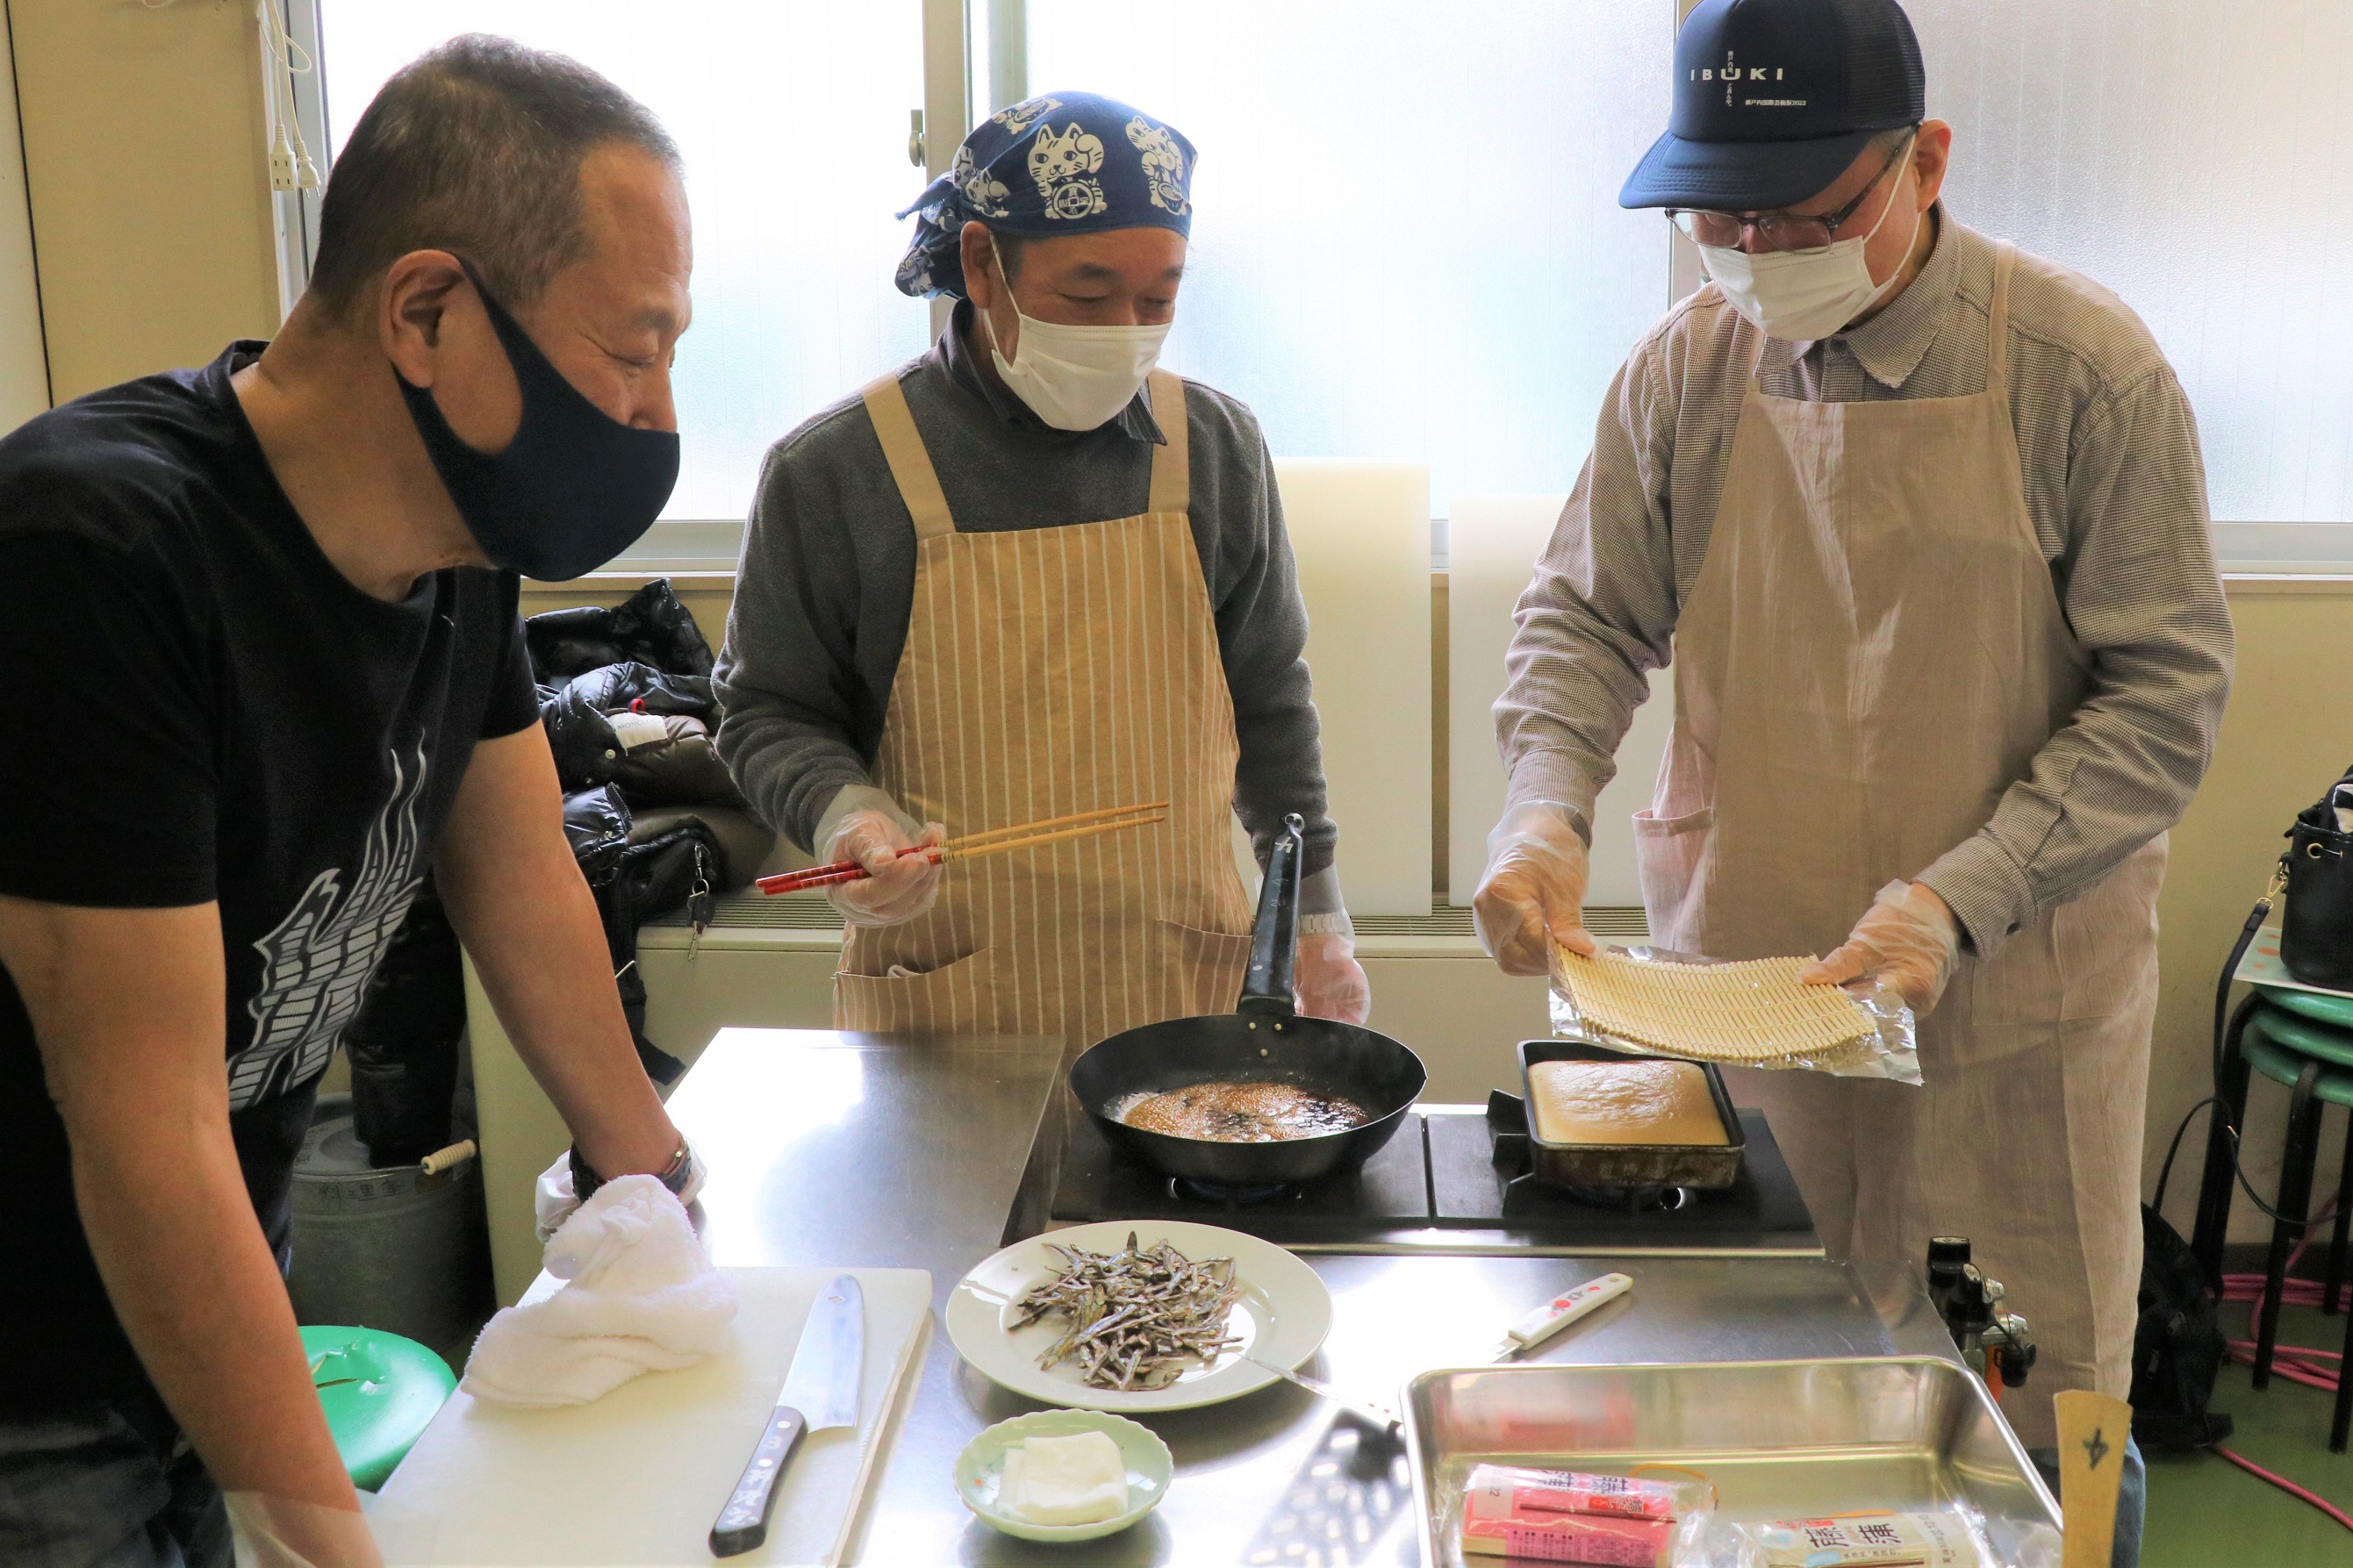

{"left": 300, "top": 1324, "right": 456, "bottom": 1491}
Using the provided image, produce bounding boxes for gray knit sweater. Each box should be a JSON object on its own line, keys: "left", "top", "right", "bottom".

{"left": 714, "top": 304, "right": 1338, "bottom": 881}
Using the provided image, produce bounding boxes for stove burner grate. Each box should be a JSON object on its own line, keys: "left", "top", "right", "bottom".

{"left": 1169, "top": 1176, "right": 1299, "bottom": 1208}
{"left": 1504, "top": 1175, "right": 1696, "bottom": 1219}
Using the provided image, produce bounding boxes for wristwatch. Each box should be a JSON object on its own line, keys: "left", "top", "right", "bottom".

{"left": 569, "top": 1139, "right": 693, "bottom": 1204}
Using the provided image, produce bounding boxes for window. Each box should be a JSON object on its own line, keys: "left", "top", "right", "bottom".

{"left": 1902, "top": 0, "right": 2353, "bottom": 561}
{"left": 1025, "top": 0, "right": 1672, "bottom": 524}
{"left": 313, "top": 1, "right": 933, "bottom": 542}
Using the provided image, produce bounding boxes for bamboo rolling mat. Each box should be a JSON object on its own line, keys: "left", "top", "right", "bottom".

{"left": 1553, "top": 946, "right": 1878, "bottom": 1069}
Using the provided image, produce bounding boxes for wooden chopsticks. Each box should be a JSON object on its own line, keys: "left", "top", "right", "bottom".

{"left": 755, "top": 801, "right": 1169, "bottom": 895}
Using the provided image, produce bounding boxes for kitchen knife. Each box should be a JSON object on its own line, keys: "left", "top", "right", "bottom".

{"left": 709, "top": 1273, "right": 864, "bottom": 1558}
{"left": 1242, "top": 1354, "right": 1400, "bottom": 1431}
{"left": 1494, "top": 1272, "right": 1633, "bottom": 1360}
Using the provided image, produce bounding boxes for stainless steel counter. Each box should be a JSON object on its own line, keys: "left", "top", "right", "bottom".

{"left": 665, "top": 1028, "right": 1964, "bottom": 1566}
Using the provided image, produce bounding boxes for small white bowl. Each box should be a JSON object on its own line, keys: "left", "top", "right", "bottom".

{"left": 953, "top": 1408, "right": 1174, "bottom": 1543}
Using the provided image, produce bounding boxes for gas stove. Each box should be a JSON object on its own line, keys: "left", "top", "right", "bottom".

{"left": 1042, "top": 1092, "right": 1820, "bottom": 1257}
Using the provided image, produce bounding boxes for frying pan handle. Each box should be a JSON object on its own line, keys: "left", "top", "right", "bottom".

{"left": 1238, "top": 813, "right": 1304, "bottom": 1018}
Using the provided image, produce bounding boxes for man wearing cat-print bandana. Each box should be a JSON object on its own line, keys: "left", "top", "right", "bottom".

{"left": 719, "top": 92, "right": 1369, "bottom": 1054}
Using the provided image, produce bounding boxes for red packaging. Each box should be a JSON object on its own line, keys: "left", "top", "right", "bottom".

{"left": 1464, "top": 1464, "right": 1682, "bottom": 1521}
{"left": 1459, "top": 1470, "right": 1672, "bottom": 1564}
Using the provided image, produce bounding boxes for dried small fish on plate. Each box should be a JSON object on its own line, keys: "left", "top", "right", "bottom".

{"left": 948, "top": 1219, "right": 1332, "bottom": 1412}
{"left": 1011, "top": 1232, "right": 1245, "bottom": 1392}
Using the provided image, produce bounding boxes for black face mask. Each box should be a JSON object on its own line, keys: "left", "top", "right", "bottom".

{"left": 394, "top": 260, "right": 680, "bottom": 582}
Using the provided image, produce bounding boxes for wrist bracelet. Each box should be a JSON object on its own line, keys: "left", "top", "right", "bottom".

{"left": 1298, "top": 912, "right": 1354, "bottom": 938}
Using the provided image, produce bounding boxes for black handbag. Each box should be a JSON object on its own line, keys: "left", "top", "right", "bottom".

{"left": 2129, "top": 1203, "right": 2233, "bottom": 1450}
{"left": 2282, "top": 769, "right": 2353, "bottom": 989}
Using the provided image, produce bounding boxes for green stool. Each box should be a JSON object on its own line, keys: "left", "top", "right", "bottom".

{"left": 2261, "top": 983, "right": 2353, "bottom": 1036}
{"left": 301, "top": 1325, "right": 456, "bottom": 1491}
{"left": 2228, "top": 1002, "right": 2353, "bottom": 1451}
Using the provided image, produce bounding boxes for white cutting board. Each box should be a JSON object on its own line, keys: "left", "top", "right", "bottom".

{"left": 378, "top": 1267, "right": 932, "bottom": 1567}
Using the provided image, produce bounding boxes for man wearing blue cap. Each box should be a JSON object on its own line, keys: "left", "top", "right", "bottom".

{"left": 1479, "top": 0, "right": 2230, "bottom": 1543}
{"left": 718, "top": 94, "right": 1367, "bottom": 1048}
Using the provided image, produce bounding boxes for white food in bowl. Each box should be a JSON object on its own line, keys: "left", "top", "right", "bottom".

{"left": 1000, "top": 1429, "right": 1129, "bottom": 1524}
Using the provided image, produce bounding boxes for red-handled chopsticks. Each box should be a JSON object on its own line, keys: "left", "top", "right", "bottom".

{"left": 755, "top": 800, "right": 1170, "bottom": 895}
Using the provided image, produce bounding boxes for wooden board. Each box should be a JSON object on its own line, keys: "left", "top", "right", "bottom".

{"left": 378, "top": 1267, "right": 931, "bottom": 1566}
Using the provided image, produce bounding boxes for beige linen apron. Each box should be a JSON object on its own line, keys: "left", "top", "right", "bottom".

{"left": 833, "top": 368, "right": 1257, "bottom": 1056}
{"left": 1637, "top": 245, "right": 2162, "bottom": 1448}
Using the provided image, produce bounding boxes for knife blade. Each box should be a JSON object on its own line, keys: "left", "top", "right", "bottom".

{"left": 709, "top": 1273, "right": 864, "bottom": 1558}
{"left": 1242, "top": 1354, "right": 1401, "bottom": 1431}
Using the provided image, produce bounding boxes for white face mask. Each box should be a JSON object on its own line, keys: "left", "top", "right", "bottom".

{"left": 979, "top": 239, "right": 1170, "bottom": 431}
{"left": 1696, "top": 159, "right": 1923, "bottom": 342}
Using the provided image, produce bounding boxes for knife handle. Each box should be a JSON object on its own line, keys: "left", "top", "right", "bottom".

{"left": 708, "top": 1406, "right": 807, "bottom": 1558}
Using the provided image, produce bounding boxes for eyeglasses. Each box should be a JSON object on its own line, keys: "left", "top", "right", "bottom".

{"left": 1667, "top": 132, "right": 1915, "bottom": 253}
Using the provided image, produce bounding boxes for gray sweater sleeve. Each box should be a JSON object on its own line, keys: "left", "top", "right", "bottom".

{"left": 713, "top": 415, "right": 890, "bottom": 848}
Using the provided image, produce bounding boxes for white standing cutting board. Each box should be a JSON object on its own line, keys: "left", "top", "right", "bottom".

{"left": 1273, "top": 459, "right": 1434, "bottom": 916}
{"left": 1447, "top": 494, "right": 1676, "bottom": 907}
{"left": 378, "top": 1267, "right": 932, "bottom": 1567}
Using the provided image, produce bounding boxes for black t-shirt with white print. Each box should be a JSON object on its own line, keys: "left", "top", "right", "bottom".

{"left": 0, "top": 342, "right": 538, "bottom": 1412}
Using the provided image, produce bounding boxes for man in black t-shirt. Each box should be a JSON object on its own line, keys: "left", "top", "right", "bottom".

{"left": 0, "top": 39, "right": 698, "bottom": 1566}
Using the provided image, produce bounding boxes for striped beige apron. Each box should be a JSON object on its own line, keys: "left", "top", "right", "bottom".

{"left": 834, "top": 368, "right": 1258, "bottom": 1054}
{"left": 1637, "top": 245, "right": 2162, "bottom": 1448}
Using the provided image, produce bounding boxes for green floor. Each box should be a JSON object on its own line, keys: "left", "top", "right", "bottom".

{"left": 2144, "top": 1301, "right": 2353, "bottom": 1565}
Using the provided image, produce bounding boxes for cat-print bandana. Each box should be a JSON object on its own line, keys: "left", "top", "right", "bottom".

{"left": 894, "top": 90, "right": 1196, "bottom": 299}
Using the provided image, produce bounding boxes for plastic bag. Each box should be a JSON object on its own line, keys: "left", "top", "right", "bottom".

{"left": 1549, "top": 944, "right": 1921, "bottom": 1085}
{"left": 1670, "top": 1507, "right": 2007, "bottom": 1568}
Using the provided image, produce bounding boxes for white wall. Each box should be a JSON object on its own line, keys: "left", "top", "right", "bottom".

{"left": 11, "top": 0, "right": 277, "bottom": 401}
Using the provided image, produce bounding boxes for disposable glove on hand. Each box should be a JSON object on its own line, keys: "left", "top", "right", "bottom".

{"left": 1472, "top": 802, "right": 1595, "bottom": 977}
{"left": 225, "top": 1493, "right": 384, "bottom": 1568}
{"left": 825, "top": 807, "right": 945, "bottom": 928}
{"left": 1295, "top": 930, "right": 1371, "bottom": 1024}
{"left": 1800, "top": 879, "right": 1962, "bottom": 1014}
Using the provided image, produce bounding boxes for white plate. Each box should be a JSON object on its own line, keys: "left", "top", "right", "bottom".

{"left": 947, "top": 1221, "right": 1333, "bottom": 1413}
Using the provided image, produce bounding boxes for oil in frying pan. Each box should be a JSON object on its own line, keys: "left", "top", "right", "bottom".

{"left": 1111, "top": 1082, "right": 1369, "bottom": 1143}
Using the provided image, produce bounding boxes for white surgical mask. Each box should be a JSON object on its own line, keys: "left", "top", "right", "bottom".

{"left": 1697, "top": 161, "right": 1923, "bottom": 342}
{"left": 979, "top": 239, "right": 1170, "bottom": 431}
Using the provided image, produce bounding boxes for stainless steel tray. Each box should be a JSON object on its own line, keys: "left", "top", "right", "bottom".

{"left": 1403, "top": 1356, "right": 2060, "bottom": 1566}
{"left": 1518, "top": 1039, "right": 1747, "bottom": 1190}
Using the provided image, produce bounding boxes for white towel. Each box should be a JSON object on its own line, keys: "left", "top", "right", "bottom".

{"left": 461, "top": 1174, "right": 738, "bottom": 1408}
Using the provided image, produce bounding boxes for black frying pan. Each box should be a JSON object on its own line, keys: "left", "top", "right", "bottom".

{"left": 1067, "top": 813, "right": 1428, "bottom": 1185}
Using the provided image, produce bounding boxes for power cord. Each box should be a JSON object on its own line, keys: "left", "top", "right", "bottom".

{"left": 254, "top": 0, "right": 321, "bottom": 192}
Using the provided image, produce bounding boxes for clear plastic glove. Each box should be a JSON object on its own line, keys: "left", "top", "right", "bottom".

{"left": 1295, "top": 929, "right": 1371, "bottom": 1024}
{"left": 824, "top": 805, "right": 945, "bottom": 928}
{"left": 1800, "top": 879, "right": 1962, "bottom": 1014}
{"left": 1472, "top": 801, "right": 1595, "bottom": 977}
{"left": 226, "top": 1493, "right": 384, "bottom": 1568}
